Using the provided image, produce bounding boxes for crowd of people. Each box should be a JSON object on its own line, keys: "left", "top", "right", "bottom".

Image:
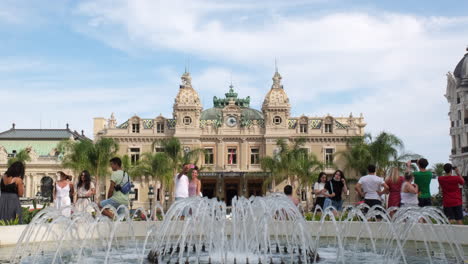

{"left": 0, "top": 157, "right": 466, "bottom": 224}
{"left": 307, "top": 158, "right": 465, "bottom": 224}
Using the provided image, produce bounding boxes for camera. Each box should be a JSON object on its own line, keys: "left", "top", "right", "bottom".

{"left": 410, "top": 159, "right": 418, "bottom": 163}
{"left": 114, "top": 184, "right": 122, "bottom": 191}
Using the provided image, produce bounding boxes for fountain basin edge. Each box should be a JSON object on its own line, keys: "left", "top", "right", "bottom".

{"left": 1, "top": 221, "right": 468, "bottom": 247}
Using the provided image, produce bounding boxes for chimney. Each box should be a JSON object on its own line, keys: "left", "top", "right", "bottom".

{"left": 12, "top": 123, "right": 15, "bottom": 129}
{"left": 66, "top": 123, "right": 69, "bottom": 130}
{"left": 81, "top": 130, "right": 84, "bottom": 136}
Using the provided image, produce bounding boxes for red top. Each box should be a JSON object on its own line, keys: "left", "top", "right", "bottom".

{"left": 438, "top": 175, "right": 464, "bottom": 207}
{"left": 386, "top": 176, "right": 404, "bottom": 207}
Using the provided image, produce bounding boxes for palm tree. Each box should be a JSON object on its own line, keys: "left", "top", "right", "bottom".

{"left": 260, "top": 138, "right": 310, "bottom": 190}
{"left": 7, "top": 149, "right": 31, "bottom": 166}
{"left": 131, "top": 152, "right": 173, "bottom": 205}
{"left": 294, "top": 151, "right": 324, "bottom": 210}
{"left": 369, "top": 132, "right": 403, "bottom": 175}
{"left": 338, "top": 135, "right": 372, "bottom": 177}
{"left": 431, "top": 163, "right": 445, "bottom": 177}
{"left": 339, "top": 132, "right": 412, "bottom": 178}
{"left": 59, "top": 138, "right": 119, "bottom": 201}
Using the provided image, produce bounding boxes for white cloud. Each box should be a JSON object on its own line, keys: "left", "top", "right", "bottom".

{"left": 72, "top": 0, "right": 468, "bottom": 163}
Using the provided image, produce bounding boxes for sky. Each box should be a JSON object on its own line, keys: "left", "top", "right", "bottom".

{"left": 0, "top": 0, "right": 467, "bottom": 166}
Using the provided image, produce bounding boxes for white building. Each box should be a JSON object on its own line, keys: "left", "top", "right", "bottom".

{"left": 445, "top": 47, "right": 468, "bottom": 208}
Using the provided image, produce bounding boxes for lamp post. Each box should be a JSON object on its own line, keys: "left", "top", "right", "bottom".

{"left": 35, "top": 192, "right": 42, "bottom": 209}
{"left": 164, "top": 191, "right": 169, "bottom": 212}
{"left": 129, "top": 184, "right": 136, "bottom": 211}
{"left": 148, "top": 185, "right": 154, "bottom": 218}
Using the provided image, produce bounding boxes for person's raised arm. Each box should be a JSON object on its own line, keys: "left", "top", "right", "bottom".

{"left": 406, "top": 183, "right": 418, "bottom": 194}
{"left": 341, "top": 178, "right": 348, "bottom": 194}
{"left": 454, "top": 167, "right": 465, "bottom": 184}
{"left": 405, "top": 161, "right": 412, "bottom": 173}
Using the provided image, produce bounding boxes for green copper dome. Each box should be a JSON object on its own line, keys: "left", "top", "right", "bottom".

{"left": 201, "top": 85, "right": 264, "bottom": 121}
{"left": 200, "top": 107, "right": 264, "bottom": 120}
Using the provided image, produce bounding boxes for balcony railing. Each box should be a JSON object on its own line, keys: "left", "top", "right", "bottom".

{"left": 462, "top": 146, "right": 468, "bottom": 153}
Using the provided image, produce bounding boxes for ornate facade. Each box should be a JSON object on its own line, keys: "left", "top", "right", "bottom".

{"left": 445, "top": 47, "right": 468, "bottom": 208}
{"left": 94, "top": 70, "right": 366, "bottom": 208}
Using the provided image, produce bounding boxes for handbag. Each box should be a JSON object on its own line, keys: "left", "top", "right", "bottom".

{"left": 115, "top": 171, "right": 132, "bottom": 194}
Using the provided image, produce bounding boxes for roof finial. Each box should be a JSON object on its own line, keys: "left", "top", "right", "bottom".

{"left": 230, "top": 72, "right": 233, "bottom": 89}
{"left": 12, "top": 123, "right": 15, "bottom": 129}
{"left": 81, "top": 130, "right": 84, "bottom": 136}
{"left": 275, "top": 58, "right": 278, "bottom": 73}
{"left": 66, "top": 123, "right": 69, "bottom": 130}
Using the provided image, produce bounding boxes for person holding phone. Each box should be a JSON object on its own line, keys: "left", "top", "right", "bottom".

{"left": 406, "top": 159, "right": 432, "bottom": 207}
{"left": 438, "top": 163, "right": 465, "bottom": 224}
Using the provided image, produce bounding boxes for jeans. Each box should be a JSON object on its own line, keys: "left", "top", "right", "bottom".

{"left": 324, "top": 198, "right": 343, "bottom": 211}
{"left": 100, "top": 198, "right": 127, "bottom": 215}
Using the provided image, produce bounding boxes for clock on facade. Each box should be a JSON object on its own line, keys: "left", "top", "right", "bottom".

{"left": 226, "top": 116, "right": 237, "bottom": 127}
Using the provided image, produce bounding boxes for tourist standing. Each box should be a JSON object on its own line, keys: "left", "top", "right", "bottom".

{"left": 175, "top": 164, "right": 190, "bottom": 201}
{"left": 355, "top": 165, "right": 388, "bottom": 208}
{"left": 313, "top": 172, "right": 327, "bottom": 210}
{"left": 406, "top": 159, "right": 432, "bottom": 207}
{"left": 188, "top": 166, "right": 201, "bottom": 197}
{"left": 0, "top": 161, "right": 25, "bottom": 223}
{"left": 284, "top": 185, "right": 299, "bottom": 206}
{"left": 54, "top": 171, "right": 74, "bottom": 217}
{"left": 324, "top": 170, "right": 348, "bottom": 212}
{"left": 438, "top": 164, "right": 465, "bottom": 224}
{"left": 99, "top": 157, "right": 130, "bottom": 218}
{"left": 75, "top": 170, "right": 95, "bottom": 213}
{"left": 385, "top": 167, "right": 404, "bottom": 208}
{"left": 400, "top": 172, "right": 419, "bottom": 207}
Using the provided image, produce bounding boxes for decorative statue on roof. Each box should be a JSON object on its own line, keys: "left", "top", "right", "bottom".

{"left": 181, "top": 72, "right": 192, "bottom": 87}
{"left": 272, "top": 71, "right": 282, "bottom": 89}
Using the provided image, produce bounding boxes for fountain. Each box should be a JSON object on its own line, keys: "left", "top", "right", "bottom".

{"left": 4, "top": 194, "right": 466, "bottom": 263}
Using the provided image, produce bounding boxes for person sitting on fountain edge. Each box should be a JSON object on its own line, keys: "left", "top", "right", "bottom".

{"left": 438, "top": 163, "right": 464, "bottom": 225}
{"left": 355, "top": 165, "right": 389, "bottom": 209}
{"left": 99, "top": 157, "right": 130, "bottom": 218}
{"left": 406, "top": 158, "right": 432, "bottom": 207}
{"left": 284, "top": 185, "right": 299, "bottom": 206}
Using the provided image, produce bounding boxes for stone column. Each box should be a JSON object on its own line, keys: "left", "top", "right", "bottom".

{"left": 240, "top": 138, "right": 248, "bottom": 170}
{"left": 217, "top": 139, "right": 225, "bottom": 171}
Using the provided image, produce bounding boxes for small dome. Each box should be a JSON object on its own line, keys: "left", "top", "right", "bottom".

{"left": 262, "top": 70, "right": 290, "bottom": 111}
{"left": 200, "top": 107, "right": 264, "bottom": 120}
{"left": 454, "top": 49, "right": 468, "bottom": 88}
{"left": 174, "top": 72, "right": 202, "bottom": 108}
{"left": 262, "top": 88, "right": 290, "bottom": 108}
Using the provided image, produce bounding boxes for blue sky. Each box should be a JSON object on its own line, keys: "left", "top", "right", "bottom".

{"left": 1, "top": 0, "right": 468, "bottom": 166}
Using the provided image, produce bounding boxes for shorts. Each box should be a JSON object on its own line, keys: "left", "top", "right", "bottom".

{"left": 100, "top": 198, "right": 127, "bottom": 215}
{"left": 364, "top": 199, "right": 382, "bottom": 208}
{"left": 324, "top": 198, "right": 343, "bottom": 211}
{"left": 418, "top": 198, "right": 432, "bottom": 207}
{"left": 443, "top": 205, "right": 463, "bottom": 221}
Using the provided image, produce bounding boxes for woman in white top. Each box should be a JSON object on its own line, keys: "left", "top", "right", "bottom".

{"left": 75, "top": 170, "right": 95, "bottom": 213}
{"left": 400, "top": 172, "right": 419, "bottom": 207}
{"left": 54, "top": 171, "right": 74, "bottom": 217}
{"left": 313, "top": 172, "right": 327, "bottom": 210}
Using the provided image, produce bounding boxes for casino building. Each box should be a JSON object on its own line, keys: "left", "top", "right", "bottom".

{"left": 93, "top": 69, "right": 366, "bottom": 208}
